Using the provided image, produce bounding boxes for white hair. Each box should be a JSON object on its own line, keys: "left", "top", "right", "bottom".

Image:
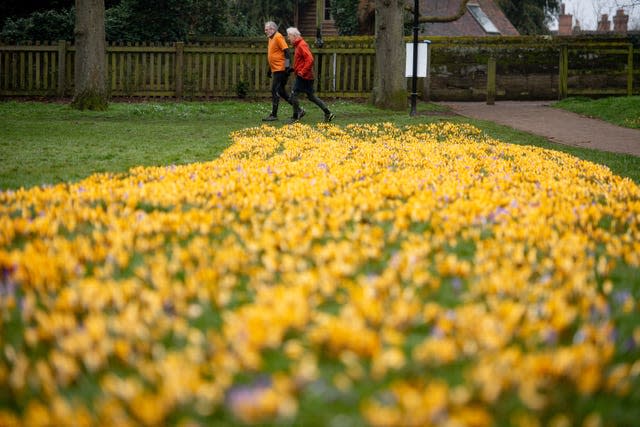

{"left": 286, "top": 27, "right": 301, "bottom": 38}
{"left": 265, "top": 21, "right": 278, "bottom": 30}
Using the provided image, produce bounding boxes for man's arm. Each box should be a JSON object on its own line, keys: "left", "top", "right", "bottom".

{"left": 284, "top": 48, "right": 291, "bottom": 72}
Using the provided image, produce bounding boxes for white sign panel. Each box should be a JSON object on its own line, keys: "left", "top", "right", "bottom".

{"left": 405, "top": 42, "right": 429, "bottom": 78}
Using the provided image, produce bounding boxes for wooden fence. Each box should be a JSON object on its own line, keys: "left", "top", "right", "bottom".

{"left": 0, "top": 38, "right": 375, "bottom": 99}
{"left": 0, "top": 36, "right": 637, "bottom": 100}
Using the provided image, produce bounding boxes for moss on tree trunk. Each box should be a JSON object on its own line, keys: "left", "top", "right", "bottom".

{"left": 71, "top": 90, "right": 109, "bottom": 111}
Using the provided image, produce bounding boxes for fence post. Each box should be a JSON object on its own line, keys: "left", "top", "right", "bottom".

{"left": 421, "top": 41, "right": 431, "bottom": 101}
{"left": 559, "top": 44, "right": 568, "bottom": 99}
{"left": 57, "top": 40, "right": 66, "bottom": 97}
{"left": 486, "top": 55, "right": 496, "bottom": 105}
{"left": 175, "top": 41, "right": 184, "bottom": 99}
{"left": 627, "top": 44, "right": 633, "bottom": 96}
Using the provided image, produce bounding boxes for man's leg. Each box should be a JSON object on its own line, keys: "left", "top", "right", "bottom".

{"left": 269, "top": 76, "right": 281, "bottom": 116}
{"left": 274, "top": 72, "right": 291, "bottom": 105}
{"left": 289, "top": 76, "right": 304, "bottom": 119}
{"left": 262, "top": 77, "right": 280, "bottom": 121}
{"left": 289, "top": 91, "right": 302, "bottom": 119}
{"left": 307, "top": 92, "right": 334, "bottom": 122}
{"left": 307, "top": 91, "right": 331, "bottom": 116}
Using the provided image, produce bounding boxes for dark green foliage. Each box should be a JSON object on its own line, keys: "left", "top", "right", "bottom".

{"left": 187, "top": 0, "right": 234, "bottom": 38}
{"left": 0, "top": 0, "right": 73, "bottom": 27}
{"left": 0, "top": 8, "right": 74, "bottom": 42}
{"left": 0, "top": 0, "right": 118, "bottom": 23}
{"left": 105, "top": 0, "right": 230, "bottom": 42}
{"left": 0, "top": 1, "right": 120, "bottom": 40}
{"left": 224, "top": 0, "right": 308, "bottom": 37}
{"left": 496, "top": 0, "right": 560, "bottom": 35}
{"left": 1, "top": 0, "right": 301, "bottom": 42}
{"left": 331, "top": 0, "right": 359, "bottom": 36}
{"left": 235, "top": 80, "right": 249, "bottom": 98}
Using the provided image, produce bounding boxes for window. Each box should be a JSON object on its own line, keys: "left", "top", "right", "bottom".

{"left": 467, "top": 4, "right": 500, "bottom": 34}
{"left": 324, "top": 0, "right": 332, "bottom": 21}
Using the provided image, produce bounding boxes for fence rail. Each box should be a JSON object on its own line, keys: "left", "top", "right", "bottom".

{"left": 0, "top": 36, "right": 637, "bottom": 100}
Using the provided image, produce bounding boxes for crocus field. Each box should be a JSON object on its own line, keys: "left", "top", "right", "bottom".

{"left": 1, "top": 122, "right": 639, "bottom": 426}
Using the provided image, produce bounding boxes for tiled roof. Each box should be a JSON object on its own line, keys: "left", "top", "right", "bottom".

{"left": 420, "top": 0, "right": 519, "bottom": 36}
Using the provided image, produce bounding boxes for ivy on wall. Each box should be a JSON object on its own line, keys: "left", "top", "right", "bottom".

{"left": 331, "top": 0, "right": 359, "bottom": 36}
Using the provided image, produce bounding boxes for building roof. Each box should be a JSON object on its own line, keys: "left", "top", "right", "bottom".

{"left": 420, "top": 0, "right": 519, "bottom": 36}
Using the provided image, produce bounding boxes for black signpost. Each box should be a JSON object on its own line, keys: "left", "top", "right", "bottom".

{"left": 410, "top": 0, "right": 419, "bottom": 116}
{"left": 316, "top": 27, "right": 324, "bottom": 92}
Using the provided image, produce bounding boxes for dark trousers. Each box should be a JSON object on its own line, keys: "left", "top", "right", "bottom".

{"left": 270, "top": 71, "right": 290, "bottom": 116}
{"left": 291, "top": 76, "right": 330, "bottom": 118}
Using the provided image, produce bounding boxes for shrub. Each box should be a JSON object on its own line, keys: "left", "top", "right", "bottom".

{"left": 0, "top": 8, "right": 74, "bottom": 42}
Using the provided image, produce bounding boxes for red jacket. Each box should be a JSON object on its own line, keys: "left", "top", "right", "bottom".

{"left": 293, "top": 38, "right": 314, "bottom": 80}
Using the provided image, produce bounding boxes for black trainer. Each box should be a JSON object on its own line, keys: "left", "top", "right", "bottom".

{"left": 287, "top": 108, "right": 305, "bottom": 124}
{"left": 324, "top": 112, "right": 335, "bottom": 122}
{"left": 262, "top": 115, "right": 278, "bottom": 121}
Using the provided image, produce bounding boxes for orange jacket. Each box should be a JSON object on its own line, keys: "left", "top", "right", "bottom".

{"left": 268, "top": 32, "right": 288, "bottom": 72}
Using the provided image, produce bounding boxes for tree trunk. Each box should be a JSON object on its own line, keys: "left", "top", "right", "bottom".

{"left": 72, "top": 0, "right": 108, "bottom": 110}
{"left": 372, "top": 0, "right": 406, "bottom": 110}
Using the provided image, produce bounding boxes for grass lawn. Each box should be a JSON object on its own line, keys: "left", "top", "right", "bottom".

{"left": 554, "top": 96, "right": 640, "bottom": 130}
{"left": 1, "top": 98, "right": 639, "bottom": 426}
{"left": 1, "top": 98, "right": 639, "bottom": 190}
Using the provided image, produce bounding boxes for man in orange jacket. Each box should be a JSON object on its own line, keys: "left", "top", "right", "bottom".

{"left": 285, "top": 27, "right": 335, "bottom": 124}
{"left": 263, "top": 21, "right": 292, "bottom": 122}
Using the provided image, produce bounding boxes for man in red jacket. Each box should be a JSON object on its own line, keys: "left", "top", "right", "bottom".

{"left": 285, "top": 27, "right": 335, "bottom": 124}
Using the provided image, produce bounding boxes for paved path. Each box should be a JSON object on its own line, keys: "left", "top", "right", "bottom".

{"left": 438, "top": 101, "right": 640, "bottom": 157}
